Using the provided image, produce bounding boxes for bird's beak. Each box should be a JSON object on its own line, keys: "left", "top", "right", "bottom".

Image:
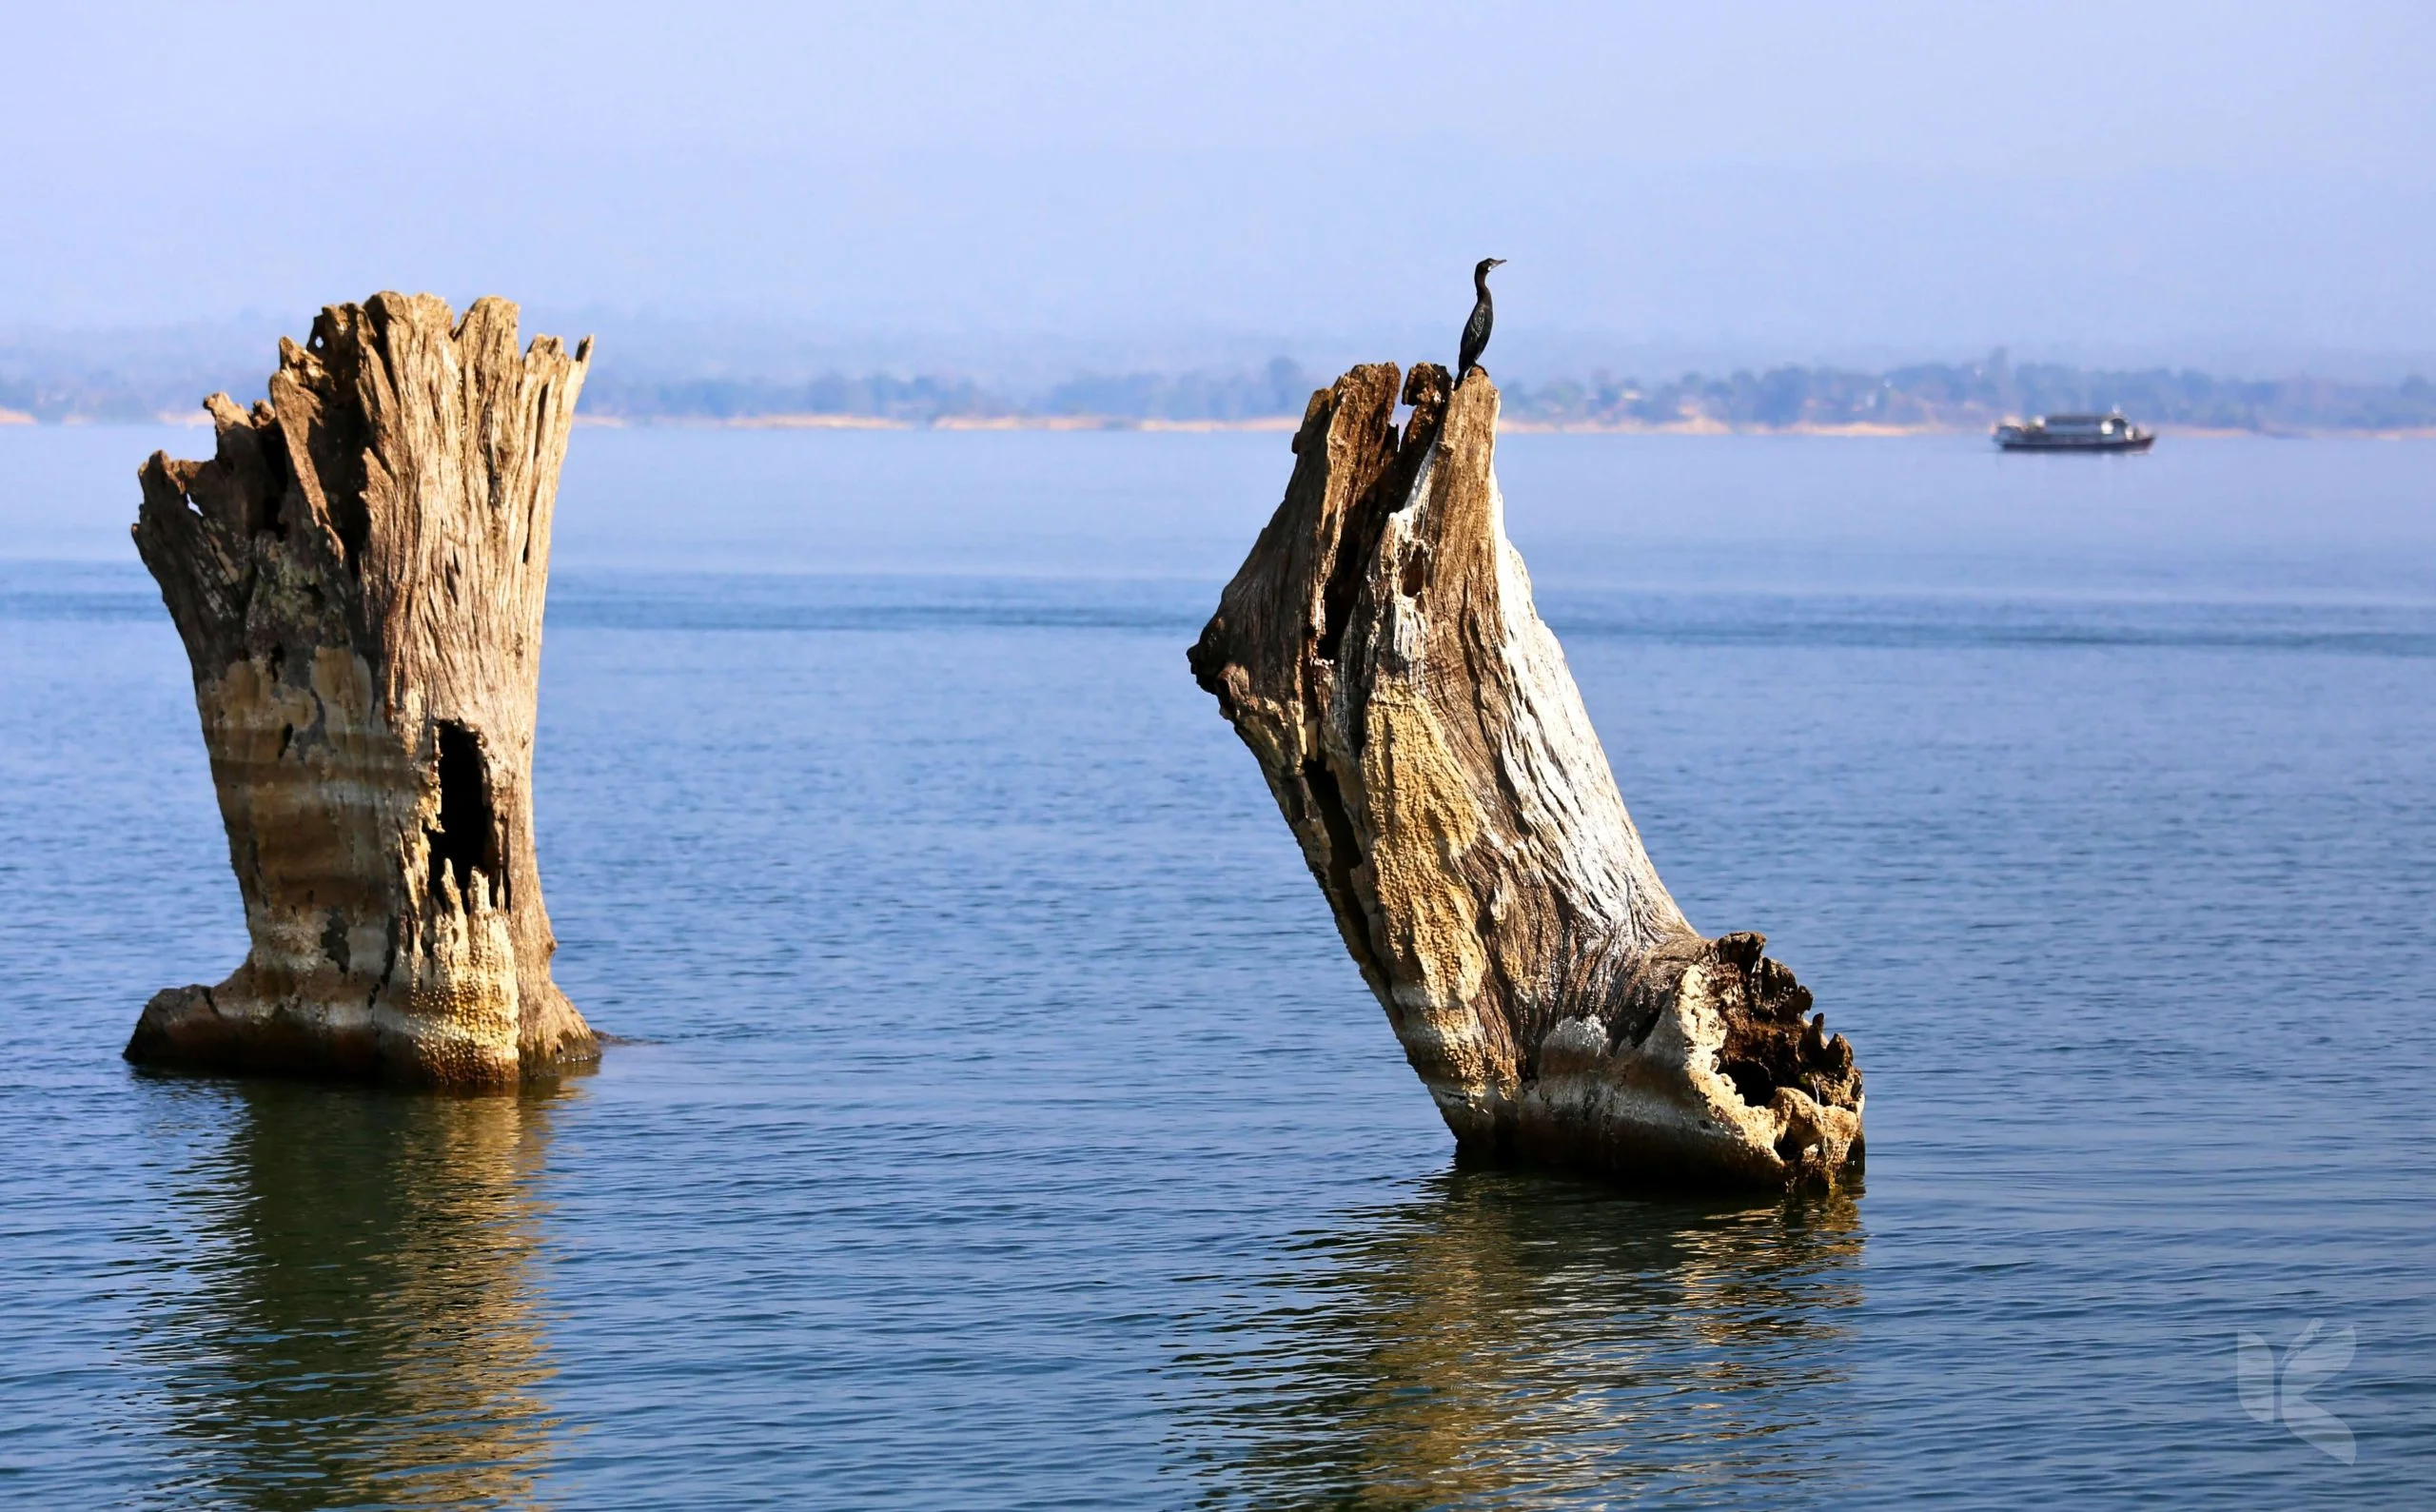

{"left": 1491, "top": 259, "right": 1506, "bottom": 267}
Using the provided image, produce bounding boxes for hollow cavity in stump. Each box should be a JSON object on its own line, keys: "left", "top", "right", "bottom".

{"left": 1189, "top": 363, "right": 1862, "bottom": 1189}
{"left": 127, "top": 293, "right": 597, "bottom": 1086}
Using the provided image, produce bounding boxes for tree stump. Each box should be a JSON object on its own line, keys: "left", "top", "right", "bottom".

{"left": 1189, "top": 363, "right": 1862, "bottom": 1189}
{"left": 127, "top": 294, "right": 598, "bottom": 1085}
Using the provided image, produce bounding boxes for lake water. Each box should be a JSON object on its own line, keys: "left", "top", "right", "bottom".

{"left": 2, "top": 424, "right": 2431, "bottom": 1507}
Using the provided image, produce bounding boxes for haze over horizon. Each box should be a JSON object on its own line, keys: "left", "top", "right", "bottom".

{"left": 7, "top": 1, "right": 2433, "bottom": 378}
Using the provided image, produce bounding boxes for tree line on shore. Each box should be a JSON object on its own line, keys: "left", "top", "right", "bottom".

{"left": 1507, "top": 356, "right": 2436, "bottom": 432}
{"left": 7, "top": 344, "right": 2431, "bottom": 433}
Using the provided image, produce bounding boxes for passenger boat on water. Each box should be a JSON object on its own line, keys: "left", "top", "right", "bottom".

{"left": 1994, "top": 412, "right": 2154, "bottom": 452}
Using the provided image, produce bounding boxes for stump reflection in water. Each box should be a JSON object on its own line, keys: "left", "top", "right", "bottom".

{"left": 132, "top": 1081, "right": 566, "bottom": 1509}
{"left": 1173, "top": 1171, "right": 1864, "bottom": 1507}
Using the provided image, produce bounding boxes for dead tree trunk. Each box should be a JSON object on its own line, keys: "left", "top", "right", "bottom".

{"left": 1189, "top": 363, "right": 1862, "bottom": 1189}
{"left": 127, "top": 293, "right": 597, "bottom": 1086}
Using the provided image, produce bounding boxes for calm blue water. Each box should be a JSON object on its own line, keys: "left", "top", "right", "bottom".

{"left": 2, "top": 427, "right": 2432, "bottom": 1507}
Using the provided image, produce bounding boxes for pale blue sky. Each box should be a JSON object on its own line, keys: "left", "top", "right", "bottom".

{"left": 5, "top": 1, "right": 2431, "bottom": 370}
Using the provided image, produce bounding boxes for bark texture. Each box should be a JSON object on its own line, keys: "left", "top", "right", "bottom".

{"left": 1189, "top": 363, "right": 1862, "bottom": 1189}
{"left": 128, "top": 293, "right": 596, "bottom": 1085}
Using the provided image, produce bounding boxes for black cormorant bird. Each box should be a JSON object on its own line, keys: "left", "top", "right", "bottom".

{"left": 1457, "top": 257, "right": 1505, "bottom": 381}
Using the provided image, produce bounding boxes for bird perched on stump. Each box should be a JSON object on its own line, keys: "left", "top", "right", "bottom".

{"left": 1457, "top": 257, "right": 1505, "bottom": 382}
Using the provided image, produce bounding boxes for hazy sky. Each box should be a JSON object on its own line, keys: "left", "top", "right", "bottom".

{"left": 6, "top": 1, "right": 2432, "bottom": 370}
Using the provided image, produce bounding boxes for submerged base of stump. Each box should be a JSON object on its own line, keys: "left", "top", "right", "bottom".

{"left": 1190, "top": 363, "right": 1862, "bottom": 1190}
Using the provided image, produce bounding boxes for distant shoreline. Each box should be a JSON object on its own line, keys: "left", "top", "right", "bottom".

{"left": 24, "top": 407, "right": 2436, "bottom": 440}
{"left": 563, "top": 413, "right": 2436, "bottom": 440}
{"left": 16, "top": 351, "right": 2432, "bottom": 435}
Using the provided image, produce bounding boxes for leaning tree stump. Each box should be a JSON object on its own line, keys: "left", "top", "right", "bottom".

{"left": 127, "top": 293, "right": 597, "bottom": 1085}
{"left": 1189, "top": 363, "right": 1862, "bottom": 1188}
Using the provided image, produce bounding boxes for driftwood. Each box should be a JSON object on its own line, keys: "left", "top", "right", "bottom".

{"left": 1190, "top": 363, "right": 1862, "bottom": 1188}
{"left": 127, "top": 294, "right": 596, "bottom": 1085}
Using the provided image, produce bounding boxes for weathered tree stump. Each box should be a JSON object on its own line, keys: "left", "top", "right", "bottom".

{"left": 1189, "top": 363, "right": 1862, "bottom": 1189}
{"left": 127, "top": 293, "right": 597, "bottom": 1085}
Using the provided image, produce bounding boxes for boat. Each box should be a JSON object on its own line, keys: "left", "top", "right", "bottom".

{"left": 1994, "top": 412, "right": 2154, "bottom": 452}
